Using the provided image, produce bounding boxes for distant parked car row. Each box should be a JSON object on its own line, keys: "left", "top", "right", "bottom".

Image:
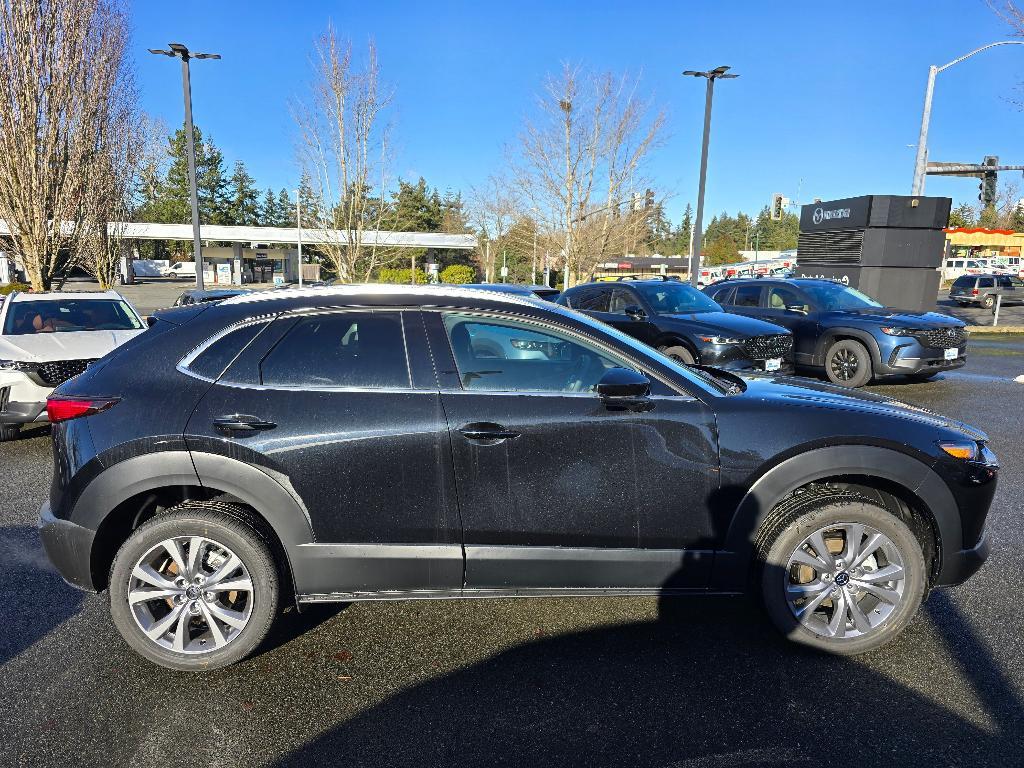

{"left": 949, "top": 273, "right": 1024, "bottom": 309}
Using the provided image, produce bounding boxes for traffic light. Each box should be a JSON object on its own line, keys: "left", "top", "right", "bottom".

{"left": 979, "top": 155, "right": 998, "bottom": 208}
{"left": 770, "top": 193, "right": 784, "bottom": 221}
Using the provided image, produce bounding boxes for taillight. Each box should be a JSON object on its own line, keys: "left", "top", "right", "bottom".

{"left": 971, "top": 288, "right": 979, "bottom": 296}
{"left": 46, "top": 397, "right": 119, "bottom": 423}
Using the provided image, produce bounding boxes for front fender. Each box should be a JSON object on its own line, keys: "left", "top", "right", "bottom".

{"left": 814, "top": 327, "right": 883, "bottom": 368}
{"left": 711, "top": 445, "right": 961, "bottom": 589}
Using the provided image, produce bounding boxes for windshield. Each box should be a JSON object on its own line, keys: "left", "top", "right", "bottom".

{"left": 3, "top": 299, "right": 143, "bottom": 335}
{"left": 801, "top": 283, "right": 883, "bottom": 311}
{"left": 633, "top": 282, "right": 721, "bottom": 314}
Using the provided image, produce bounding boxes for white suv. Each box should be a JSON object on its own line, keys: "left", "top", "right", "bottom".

{"left": 0, "top": 290, "right": 146, "bottom": 440}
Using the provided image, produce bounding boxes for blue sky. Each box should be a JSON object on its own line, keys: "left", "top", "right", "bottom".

{"left": 132, "top": 0, "right": 1023, "bottom": 223}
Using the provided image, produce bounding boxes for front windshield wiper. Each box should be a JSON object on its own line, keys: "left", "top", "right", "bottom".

{"left": 691, "top": 365, "right": 747, "bottom": 395}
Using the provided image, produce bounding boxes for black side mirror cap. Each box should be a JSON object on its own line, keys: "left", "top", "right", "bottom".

{"left": 624, "top": 304, "right": 647, "bottom": 321}
{"left": 596, "top": 367, "right": 651, "bottom": 398}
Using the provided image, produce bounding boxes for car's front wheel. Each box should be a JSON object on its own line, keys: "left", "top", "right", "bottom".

{"left": 823, "top": 339, "right": 872, "bottom": 387}
{"left": 757, "top": 492, "right": 926, "bottom": 655}
{"left": 659, "top": 344, "right": 696, "bottom": 365}
{"left": 109, "top": 503, "right": 279, "bottom": 671}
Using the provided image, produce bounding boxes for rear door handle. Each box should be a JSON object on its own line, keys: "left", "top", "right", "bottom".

{"left": 213, "top": 415, "right": 277, "bottom": 435}
{"left": 459, "top": 423, "right": 521, "bottom": 441}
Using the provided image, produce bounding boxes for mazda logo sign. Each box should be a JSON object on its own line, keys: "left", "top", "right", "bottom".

{"left": 812, "top": 207, "right": 824, "bottom": 225}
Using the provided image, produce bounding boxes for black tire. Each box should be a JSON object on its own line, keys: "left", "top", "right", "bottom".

{"left": 823, "top": 339, "right": 872, "bottom": 388}
{"left": 109, "top": 503, "right": 280, "bottom": 671}
{"left": 0, "top": 423, "right": 20, "bottom": 441}
{"left": 757, "top": 492, "right": 926, "bottom": 655}
{"left": 981, "top": 294, "right": 995, "bottom": 309}
{"left": 659, "top": 344, "right": 696, "bottom": 365}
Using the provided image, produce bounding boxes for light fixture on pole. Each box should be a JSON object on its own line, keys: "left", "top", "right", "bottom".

{"left": 911, "top": 41, "right": 1024, "bottom": 195}
{"left": 149, "top": 43, "right": 221, "bottom": 290}
{"left": 294, "top": 189, "right": 303, "bottom": 288}
{"left": 682, "top": 65, "right": 737, "bottom": 287}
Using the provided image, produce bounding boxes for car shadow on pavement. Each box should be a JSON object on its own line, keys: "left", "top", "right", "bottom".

{"left": 271, "top": 588, "right": 1022, "bottom": 768}
{"left": 0, "top": 525, "right": 84, "bottom": 666}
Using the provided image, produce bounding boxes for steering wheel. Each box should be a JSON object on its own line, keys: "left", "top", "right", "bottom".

{"left": 563, "top": 351, "right": 594, "bottom": 392}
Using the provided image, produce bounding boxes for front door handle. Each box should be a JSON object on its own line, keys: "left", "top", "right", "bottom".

{"left": 213, "top": 415, "right": 277, "bottom": 435}
{"left": 459, "top": 423, "right": 521, "bottom": 441}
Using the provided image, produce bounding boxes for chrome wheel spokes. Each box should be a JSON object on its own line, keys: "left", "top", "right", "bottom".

{"left": 128, "top": 535, "right": 254, "bottom": 655}
{"left": 784, "top": 522, "right": 906, "bottom": 641}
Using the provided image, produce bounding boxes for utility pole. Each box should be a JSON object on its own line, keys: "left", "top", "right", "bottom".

{"left": 149, "top": 43, "right": 220, "bottom": 290}
{"left": 682, "top": 66, "right": 738, "bottom": 287}
{"left": 912, "top": 42, "right": 1024, "bottom": 195}
{"left": 295, "top": 190, "right": 303, "bottom": 288}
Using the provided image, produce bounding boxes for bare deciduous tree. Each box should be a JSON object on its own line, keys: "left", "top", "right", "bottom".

{"left": 0, "top": 0, "right": 133, "bottom": 290}
{"left": 513, "top": 64, "right": 665, "bottom": 287}
{"left": 469, "top": 175, "right": 518, "bottom": 282}
{"left": 294, "top": 27, "right": 392, "bottom": 281}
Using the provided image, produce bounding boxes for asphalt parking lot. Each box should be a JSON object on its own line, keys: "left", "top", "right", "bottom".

{"left": 1, "top": 327, "right": 1022, "bottom": 767}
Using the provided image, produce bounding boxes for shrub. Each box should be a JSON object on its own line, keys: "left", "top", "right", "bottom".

{"left": 439, "top": 264, "right": 477, "bottom": 284}
{"left": 0, "top": 282, "right": 31, "bottom": 296}
{"left": 376, "top": 267, "right": 428, "bottom": 284}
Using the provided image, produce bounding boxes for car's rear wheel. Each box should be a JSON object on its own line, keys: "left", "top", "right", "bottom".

{"left": 757, "top": 492, "right": 926, "bottom": 655}
{"left": 981, "top": 294, "right": 995, "bottom": 309}
{"left": 0, "top": 424, "right": 20, "bottom": 441}
{"left": 824, "top": 339, "right": 872, "bottom": 387}
{"left": 109, "top": 504, "right": 279, "bottom": 671}
{"left": 659, "top": 344, "right": 696, "bottom": 365}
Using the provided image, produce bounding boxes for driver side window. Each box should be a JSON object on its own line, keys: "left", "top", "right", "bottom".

{"left": 767, "top": 286, "right": 809, "bottom": 312}
{"left": 442, "top": 313, "right": 627, "bottom": 393}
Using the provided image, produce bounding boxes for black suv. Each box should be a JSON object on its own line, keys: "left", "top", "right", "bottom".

{"left": 558, "top": 279, "right": 794, "bottom": 374}
{"left": 949, "top": 273, "right": 1024, "bottom": 309}
{"left": 705, "top": 278, "right": 968, "bottom": 387}
{"left": 39, "top": 285, "right": 997, "bottom": 670}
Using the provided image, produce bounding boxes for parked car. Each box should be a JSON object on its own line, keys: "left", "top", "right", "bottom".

{"left": 160, "top": 261, "right": 198, "bottom": 279}
{"left": 0, "top": 290, "right": 146, "bottom": 440}
{"left": 172, "top": 288, "right": 253, "bottom": 307}
{"left": 704, "top": 278, "right": 967, "bottom": 387}
{"left": 558, "top": 279, "right": 794, "bottom": 374}
{"left": 461, "top": 283, "right": 561, "bottom": 301}
{"left": 39, "top": 284, "right": 997, "bottom": 670}
{"left": 949, "top": 273, "right": 1024, "bottom": 309}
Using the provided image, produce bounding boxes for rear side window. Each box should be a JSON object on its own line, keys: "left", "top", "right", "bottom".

{"left": 952, "top": 276, "right": 974, "bottom": 287}
{"left": 978, "top": 277, "right": 995, "bottom": 288}
{"left": 260, "top": 311, "right": 410, "bottom": 389}
{"left": 734, "top": 285, "right": 763, "bottom": 307}
{"left": 187, "top": 321, "right": 269, "bottom": 380}
{"left": 709, "top": 285, "right": 735, "bottom": 305}
{"left": 565, "top": 287, "right": 609, "bottom": 312}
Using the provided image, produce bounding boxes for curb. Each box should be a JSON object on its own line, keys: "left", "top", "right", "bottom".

{"left": 967, "top": 326, "right": 1024, "bottom": 334}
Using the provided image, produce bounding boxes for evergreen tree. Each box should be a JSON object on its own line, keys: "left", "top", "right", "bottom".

{"left": 197, "top": 136, "right": 231, "bottom": 224}
{"left": 948, "top": 202, "right": 977, "bottom": 229}
{"left": 277, "top": 188, "right": 295, "bottom": 227}
{"left": 227, "top": 161, "right": 260, "bottom": 226}
{"left": 259, "top": 188, "right": 279, "bottom": 227}
{"left": 678, "top": 203, "right": 693, "bottom": 252}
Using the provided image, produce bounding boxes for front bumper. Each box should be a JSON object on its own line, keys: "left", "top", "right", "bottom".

{"left": 935, "top": 535, "right": 991, "bottom": 586}
{"left": 699, "top": 345, "right": 794, "bottom": 375}
{"left": 875, "top": 341, "right": 968, "bottom": 377}
{"left": 38, "top": 501, "right": 98, "bottom": 592}
{"left": 0, "top": 371, "right": 52, "bottom": 424}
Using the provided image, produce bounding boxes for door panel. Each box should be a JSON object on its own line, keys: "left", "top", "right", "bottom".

{"left": 183, "top": 309, "right": 462, "bottom": 593}
{"left": 760, "top": 285, "right": 821, "bottom": 365}
{"left": 430, "top": 311, "right": 719, "bottom": 590}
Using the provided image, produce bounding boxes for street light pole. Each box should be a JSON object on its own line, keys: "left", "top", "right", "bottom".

{"left": 149, "top": 43, "right": 220, "bottom": 290}
{"left": 683, "top": 65, "right": 738, "bottom": 287}
{"left": 294, "top": 190, "right": 303, "bottom": 288}
{"left": 911, "top": 41, "right": 1024, "bottom": 195}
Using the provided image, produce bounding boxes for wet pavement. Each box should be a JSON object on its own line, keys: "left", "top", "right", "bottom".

{"left": 1, "top": 342, "right": 1022, "bottom": 767}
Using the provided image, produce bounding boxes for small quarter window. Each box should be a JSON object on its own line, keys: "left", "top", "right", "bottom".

{"left": 187, "top": 321, "right": 268, "bottom": 380}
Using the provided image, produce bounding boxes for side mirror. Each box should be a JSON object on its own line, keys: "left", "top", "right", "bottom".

{"left": 786, "top": 304, "right": 807, "bottom": 315}
{"left": 596, "top": 368, "right": 653, "bottom": 411}
{"left": 623, "top": 304, "right": 647, "bottom": 321}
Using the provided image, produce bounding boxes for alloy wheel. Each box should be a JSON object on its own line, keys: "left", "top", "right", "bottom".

{"left": 830, "top": 348, "right": 859, "bottom": 381}
{"left": 128, "top": 536, "right": 254, "bottom": 654}
{"left": 783, "top": 522, "right": 907, "bottom": 640}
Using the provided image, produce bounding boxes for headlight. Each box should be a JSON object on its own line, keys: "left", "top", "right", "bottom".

{"left": 880, "top": 327, "right": 917, "bottom": 336}
{"left": 938, "top": 440, "right": 980, "bottom": 460}
{"left": 698, "top": 335, "right": 742, "bottom": 345}
{"left": 0, "top": 360, "right": 38, "bottom": 372}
